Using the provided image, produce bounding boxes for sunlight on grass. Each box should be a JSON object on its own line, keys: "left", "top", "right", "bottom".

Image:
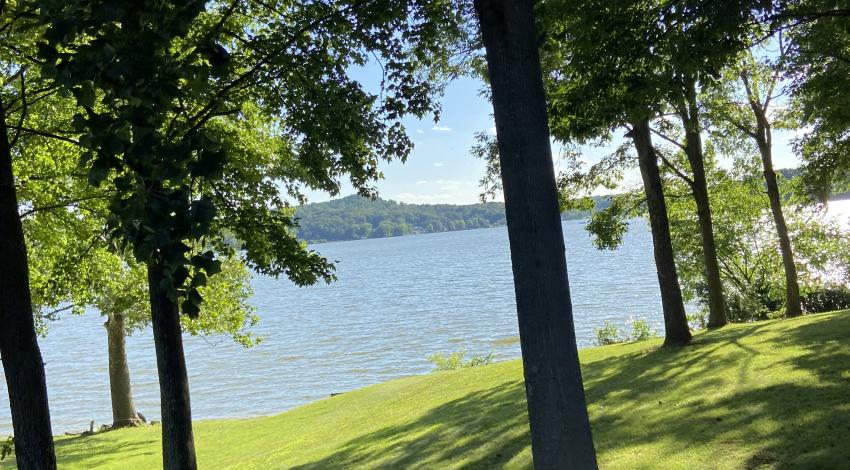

{"left": 4, "top": 310, "right": 849, "bottom": 469}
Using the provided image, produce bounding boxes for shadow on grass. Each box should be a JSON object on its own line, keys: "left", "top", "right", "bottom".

{"left": 51, "top": 432, "right": 158, "bottom": 468}
{"left": 585, "top": 312, "right": 850, "bottom": 469}
{"left": 293, "top": 381, "right": 530, "bottom": 469}
{"left": 296, "top": 312, "right": 850, "bottom": 469}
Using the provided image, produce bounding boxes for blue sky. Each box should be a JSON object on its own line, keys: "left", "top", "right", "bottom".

{"left": 307, "top": 71, "right": 802, "bottom": 206}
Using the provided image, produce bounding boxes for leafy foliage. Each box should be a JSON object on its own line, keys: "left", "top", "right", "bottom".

{"left": 427, "top": 348, "right": 495, "bottom": 371}
{"left": 786, "top": 0, "right": 850, "bottom": 199}
{"left": 593, "top": 318, "right": 658, "bottom": 346}
{"left": 664, "top": 164, "right": 850, "bottom": 322}
{"left": 32, "top": 0, "right": 465, "bottom": 316}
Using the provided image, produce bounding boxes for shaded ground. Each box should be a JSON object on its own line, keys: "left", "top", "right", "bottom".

{"left": 3, "top": 310, "right": 849, "bottom": 469}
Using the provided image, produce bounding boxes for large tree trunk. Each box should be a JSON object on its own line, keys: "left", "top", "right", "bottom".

{"left": 147, "top": 259, "right": 197, "bottom": 470}
{"left": 105, "top": 312, "right": 141, "bottom": 428}
{"left": 750, "top": 106, "right": 803, "bottom": 317}
{"left": 0, "top": 98, "right": 57, "bottom": 469}
{"left": 630, "top": 119, "right": 692, "bottom": 346}
{"left": 679, "top": 78, "right": 727, "bottom": 327}
{"left": 474, "top": 1, "right": 598, "bottom": 468}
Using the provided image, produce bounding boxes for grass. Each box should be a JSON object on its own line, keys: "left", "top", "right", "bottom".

{"left": 5, "top": 310, "right": 850, "bottom": 469}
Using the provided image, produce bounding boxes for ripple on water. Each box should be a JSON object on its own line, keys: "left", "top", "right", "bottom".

{"left": 2, "top": 219, "right": 674, "bottom": 433}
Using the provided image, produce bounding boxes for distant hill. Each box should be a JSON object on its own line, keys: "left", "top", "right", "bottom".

{"left": 294, "top": 167, "right": 842, "bottom": 243}
{"left": 293, "top": 195, "right": 606, "bottom": 243}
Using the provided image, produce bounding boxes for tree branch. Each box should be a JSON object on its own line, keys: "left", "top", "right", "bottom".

{"left": 6, "top": 125, "right": 80, "bottom": 146}
{"left": 181, "top": 0, "right": 376, "bottom": 138}
{"left": 653, "top": 145, "right": 695, "bottom": 189}
{"left": 649, "top": 126, "right": 686, "bottom": 150}
{"left": 19, "top": 193, "right": 111, "bottom": 218}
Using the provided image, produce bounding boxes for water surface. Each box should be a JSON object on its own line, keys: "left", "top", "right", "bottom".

{"left": 2, "top": 203, "right": 847, "bottom": 433}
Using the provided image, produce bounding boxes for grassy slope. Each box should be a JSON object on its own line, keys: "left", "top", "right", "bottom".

{"left": 6, "top": 310, "right": 850, "bottom": 469}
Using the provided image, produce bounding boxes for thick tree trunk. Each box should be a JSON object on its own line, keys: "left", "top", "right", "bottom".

{"left": 680, "top": 79, "right": 727, "bottom": 327}
{"left": 0, "top": 98, "right": 57, "bottom": 469}
{"left": 474, "top": 1, "right": 598, "bottom": 468}
{"left": 630, "top": 120, "right": 692, "bottom": 346}
{"left": 147, "top": 259, "right": 197, "bottom": 470}
{"left": 105, "top": 312, "right": 141, "bottom": 428}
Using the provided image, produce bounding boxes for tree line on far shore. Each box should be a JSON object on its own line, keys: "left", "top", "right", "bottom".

{"left": 292, "top": 194, "right": 612, "bottom": 243}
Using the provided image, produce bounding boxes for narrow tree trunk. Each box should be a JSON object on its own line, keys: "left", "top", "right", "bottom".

{"left": 680, "top": 78, "right": 727, "bottom": 327}
{"left": 0, "top": 97, "right": 57, "bottom": 469}
{"left": 744, "top": 93, "right": 804, "bottom": 318}
{"left": 758, "top": 141, "right": 802, "bottom": 316}
{"left": 474, "top": 1, "right": 598, "bottom": 468}
{"left": 630, "top": 119, "right": 692, "bottom": 346}
{"left": 105, "top": 312, "right": 141, "bottom": 428}
{"left": 147, "top": 259, "right": 197, "bottom": 470}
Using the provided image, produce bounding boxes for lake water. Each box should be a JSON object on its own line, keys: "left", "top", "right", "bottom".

{"left": 2, "top": 201, "right": 849, "bottom": 434}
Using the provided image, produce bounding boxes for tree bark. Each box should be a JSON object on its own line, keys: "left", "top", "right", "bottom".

{"left": 679, "top": 78, "right": 728, "bottom": 327}
{"left": 0, "top": 97, "right": 57, "bottom": 469}
{"left": 630, "top": 120, "right": 692, "bottom": 346}
{"left": 748, "top": 101, "right": 803, "bottom": 317}
{"left": 147, "top": 259, "right": 197, "bottom": 470}
{"left": 759, "top": 144, "right": 802, "bottom": 317}
{"left": 474, "top": 1, "right": 598, "bottom": 468}
{"left": 105, "top": 312, "right": 141, "bottom": 428}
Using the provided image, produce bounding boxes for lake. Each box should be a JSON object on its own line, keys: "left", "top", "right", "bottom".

{"left": 2, "top": 201, "right": 848, "bottom": 434}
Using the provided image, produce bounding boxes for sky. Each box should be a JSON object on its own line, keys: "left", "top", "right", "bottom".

{"left": 306, "top": 68, "right": 803, "bottom": 206}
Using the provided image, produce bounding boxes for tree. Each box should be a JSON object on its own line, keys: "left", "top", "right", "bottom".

{"left": 784, "top": 0, "right": 850, "bottom": 198}
{"left": 539, "top": 0, "right": 694, "bottom": 346}
{"left": 91, "top": 254, "right": 256, "bottom": 429}
{"left": 663, "top": 158, "right": 850, "bottom": 321}
{"left": 34, "top": 1, "right": 463, "bottom": 467}
{"left": 671, "top": 76, "right": 730, "bottom": 327}
{"left": 0, "top": 2, "right": 57, "bottom": 466}
{"left": 704, "top": 43, "right": 803, "bottom": 317}
{"left": 0, "top": 86, "right": 56, "bottom": 470}
{"left": 473, "top": 0, "right": 598, "bottom": 468}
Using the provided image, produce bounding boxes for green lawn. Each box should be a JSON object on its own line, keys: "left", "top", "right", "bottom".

{"left": 5, "top": 310, "right": 850, "bottom": 469}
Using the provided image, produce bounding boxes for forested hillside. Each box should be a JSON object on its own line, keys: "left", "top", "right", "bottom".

{"left": 293, "top": 196, "right": 507, "bottom": 242}
{"left": 294, "top": 195, "right": 603, "bottom": 243}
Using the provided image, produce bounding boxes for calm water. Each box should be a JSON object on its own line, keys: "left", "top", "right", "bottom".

{"left": 2, "top": 201, "right": 849, "bottom": 434}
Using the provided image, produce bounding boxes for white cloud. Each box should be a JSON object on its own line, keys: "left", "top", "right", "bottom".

{"left": 415, "top": 180, "right": 429, "bottom": 185}
{"left": 432, "top": 125, "right": 452, "bottom": 132}
{"left": 433, "top": 162, "right": 445, "bottom": 167}
{"left": 488, "top": 126, "right": 497, "bottom": 134}
{"left": 416, "top": 129, "right": 425, "bottom": 134}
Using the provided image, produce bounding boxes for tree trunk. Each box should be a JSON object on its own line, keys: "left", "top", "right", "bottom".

{"left": 0, "top": 97, "right": 57, "bottom": 469}
{"left": 749, "top": 104, "right": 803, "bottom": 317}
{"left": 680, "top": 78, "right": 727, "bottom": 327}
{"left": 105, "top": 312, "right": 141, "bottom": 428}
{"left": 147, "top": 259, "right": 197, "bottom": 470}
{"left": 630, "top": 119, "right": 692, "bottom": 346}
{"left": 759, "top": 141, "right": 802, "bottom": 316}
{"left": 474, "top": 1, "right": 598, "bottom": 468}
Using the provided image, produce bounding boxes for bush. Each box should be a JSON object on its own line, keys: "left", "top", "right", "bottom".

{"left": 594, "top": 321, "right": 623, "bottom": 346}
{"left": 1, "top": 436, "right": 13, "bottom": 461}
{"left": 427, "top": 349, "right": 495, "bottom": 371}
{"left": 594, "top": 318, "right": 657, "bottom": 346}
{"left": 686, "top": 310, "right": 708, "bottom": 330}
{"left": 628, "top": 319, "right": 657, "bottom": 342}
{"left": 724, "top": 277, "right": 784, "bottom": 323}
{"left": 802, "top": 287, "right": 850, "bottom": 313}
